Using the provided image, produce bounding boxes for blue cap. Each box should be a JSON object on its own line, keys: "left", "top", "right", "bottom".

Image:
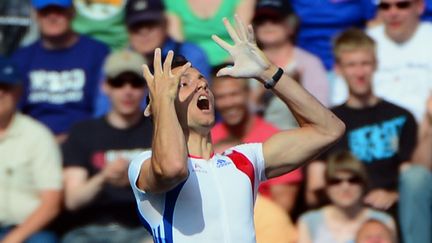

{"left": 0, "top": 57, "right": 21, "bottom": 86}
{"left": 31, "top": 0, "right": 73, "bottom": 10}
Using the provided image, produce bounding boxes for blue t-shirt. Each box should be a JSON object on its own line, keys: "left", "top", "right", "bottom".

{"left": 423, "top": 0, "right": 432, "bottom": 21}
{"left": 12, "top": 35, "right": 109, "bottom": 134}
{"left": 292, "top": 0, "right": 376, "bottom": 70}
{"left": 162, "top": 38, "right": 211, "bottom": 80}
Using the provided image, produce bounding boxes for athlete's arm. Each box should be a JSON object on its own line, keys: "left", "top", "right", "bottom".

{"left": 136, "top": 49, "right": 191, "bottom": 193}
{"left": 213, "top": 16, "right": 345, "bottom": 179}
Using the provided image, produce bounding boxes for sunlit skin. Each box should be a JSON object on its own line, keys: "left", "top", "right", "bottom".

{"left": 128, "top": 21, "right": 167, "bottom": 57}
{"left": 326, "top": 171, "right": 363, "bottom": 208}
{"left": 212, "top": 77, "right": 249, "bottom": 126}
{"left": 172, "top": 66, "right": 215, "bottom": 134}
{"left": 379, "top": 0, "right": 425, "bottom": 43}
{"left": 336, "top": 49, "right": 377, "bottom": 98}
{"left": 36, "top": 6, "right": 74, "bottom": 38}
{"left": 356, "top": 221, "right": 394, "bottom": 243}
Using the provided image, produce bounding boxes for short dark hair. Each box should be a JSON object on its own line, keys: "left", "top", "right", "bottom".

{"left": 148, "top": 54, "right": 190, "bottom": 73}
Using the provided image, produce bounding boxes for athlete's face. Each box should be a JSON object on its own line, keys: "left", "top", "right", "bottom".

{"left": 104, "top": 73, "right": 146, "bottom": 116}
{"left": 128, "top": 21, "right": 167, "bottom": 56}
{"left": 336, "top": 49, "right": 376, "bottom": 98}
{"left": 356, "top": 221, "right": 394, "bottom": 243}
{"left": 326, "top": 171, "right": 364, "bottom": 208}
{"left": 0, "top": 84, "right": 20, "bottom": 120}
{"left": 212, "top": 77, "right": 249, "bottom": 126}
{"left": 379, "top": 0, "right": 424, "bottom": 43}
{"left": 37, "top": 6, "right": 73, "bottom": 38}
{"left": 173, "top": 67, "right": 215, "bottom": 133}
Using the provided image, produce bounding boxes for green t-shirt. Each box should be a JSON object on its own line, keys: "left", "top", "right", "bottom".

{"left": 164, "top": 0, "right": 240, "bottom": 66}
{"left": 72, "top": 0, "right": 128, "bottom": 50}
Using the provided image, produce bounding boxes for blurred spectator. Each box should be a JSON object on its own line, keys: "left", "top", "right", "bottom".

{"left": 210, "top": 71, "right": 303, "bottom": 215}
{"left": 72, "top": 0, "right": 128, "bottom": 50}
{"left": 356, "top": 219, "right": 397, "bottom": 243}
{"left": 125, "top": 0, "right": 210, "bottom": 79}
{"left": 0, "top": 57, "right": 62, "bottom": 243}
{"left": 11, "top": 0, "right": 110, "bottom": 143}
{"left": 290, "top": 0, "right": 377, "bottom": 71}
{"left": 298, "top": 152, "right": 396, "bottom": 243}
{"left": 398, "top": 94, "right": 432, "bottom": 243}
{"left": 61, "top": 50, "right": 152, "bottom": 243}
{"left": 251, "top": 0, "right": 329, "bottom": 130}
{"left": 368, "top": 0, "right": 432, "bottom": 122}
{"left": 0, "top": 0, "right": 38, "bottom": 56}
{"left": 163, "top": 0, "right": 256, "bottom": 66}
{"left": 306, "top": 29, "right": 417, "bottom": 211}
{"left": 254, "top": 194, "right": 297, "bottom": 243}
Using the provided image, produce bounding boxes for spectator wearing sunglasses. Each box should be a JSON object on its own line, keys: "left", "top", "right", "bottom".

{"left": 60, "top": 50, "right": 153, "bottom": 243}
{"left": 366, "top": 0, "right": 432, "bottom": 123}
{"left": 298, "top": 151, "right": 396, "bottom": 243}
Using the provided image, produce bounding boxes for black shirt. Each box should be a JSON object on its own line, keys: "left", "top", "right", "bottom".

{"left": 327, "top": 100, "right": 417, "bottom": 190}
{"left": 62, "top": 115, "right": 153, "bottom": 227}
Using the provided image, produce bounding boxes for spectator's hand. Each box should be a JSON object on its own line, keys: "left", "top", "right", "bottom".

{"left": 364, "top": 189, "right": 398, "bottom": 210}
{"left": 142, "top": 49, "right": 191, "bottom": 115}
{"left": 212, "top": 15, "right": 271, "bottom": 79}
{"left": 102, "top": 158, "right": 130, "bottom": 187}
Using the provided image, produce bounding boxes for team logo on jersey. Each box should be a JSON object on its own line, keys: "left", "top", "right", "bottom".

{"left": 216, "top": 159, "right": 232, "bottom": 168}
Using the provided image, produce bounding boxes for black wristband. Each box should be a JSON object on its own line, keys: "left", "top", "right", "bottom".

{"left": 263, "top": 67, "right": 284, "bottom": 89}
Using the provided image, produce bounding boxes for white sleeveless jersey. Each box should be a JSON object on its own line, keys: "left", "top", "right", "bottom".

{"left": 128, "top": 143, "right": 267, "bottom": 243}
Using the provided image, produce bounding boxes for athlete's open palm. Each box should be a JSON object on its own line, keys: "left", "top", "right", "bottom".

{"left": 142, "top": 49, "right": 191, "bottom": 103}
{"left": 212, "top": 15, "right": 271, "bottom": 78}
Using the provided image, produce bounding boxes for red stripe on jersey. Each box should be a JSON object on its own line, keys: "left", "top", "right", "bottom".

{"left": 227, "top": 151, "right": 255, "bottom": 196}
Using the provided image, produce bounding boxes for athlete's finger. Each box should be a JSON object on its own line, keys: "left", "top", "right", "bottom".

{"left": 142, "top": 64, "right": 154, "bottom": 87}
{"left": 212, "top": 35, "right": 233, "bottom": 52}
{"left": 223, "top": 17, "right": 241, "bottom": 43}
{"left": 234, "top": 15, "right": 248, "bottom": 41}
{"left": 163, "top": 50, "right": 174, "bottom": 76}
{"left": 174, "top": 62, "right": 191, "bottom": 80}
{"left": 216, "top": 66, "right": 234, "bottom": 77}
{"left": 247, "top": 24, "right": 256, "bottom": 44}
{"left": 153, "top": 48, "right": 163, "bottom": 76}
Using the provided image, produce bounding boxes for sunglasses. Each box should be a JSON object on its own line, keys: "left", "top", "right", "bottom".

{"left": 107, "top": 77, "right": 145, "bottom": 89}
{"left": 378, "top": 1, "right": 413, "bottom": 10}
{"left": 327, "top": 176, "right": 363, "bottom": 186}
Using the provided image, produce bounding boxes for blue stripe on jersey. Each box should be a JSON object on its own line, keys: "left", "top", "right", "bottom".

{"left": 162, "top": 181, "right": 186, "bottom": 243}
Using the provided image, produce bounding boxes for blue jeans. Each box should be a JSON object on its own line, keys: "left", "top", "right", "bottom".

{"left": 61, "top": 224, "right": 151, "bottom": 243}
{"left": 399, "top": 165, "right": 432, "bottom": 243}
{"left": 0, "top": 226, "right": 57, "bottom": 243}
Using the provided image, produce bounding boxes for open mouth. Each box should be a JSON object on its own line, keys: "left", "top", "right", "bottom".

{"left": 197, "top": 95, "right": 210, "bottom": 110}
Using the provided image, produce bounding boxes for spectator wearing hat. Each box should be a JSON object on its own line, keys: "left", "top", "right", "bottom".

{"left": 60, "top": 50, "right": 152, "bottom": 243}
{"left": 251, "top": 0, "right": 329, "bottom": 130}
{"left": 125, "top": 0, "right": 210, "bottom": 79}
{"left": 0, "top": 56, "right": 62, "bottom": 243}
{"left": 11, "top": 0, "right": 110, "bottom": 143}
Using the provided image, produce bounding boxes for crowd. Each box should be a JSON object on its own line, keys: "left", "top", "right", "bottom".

{"left": 1, "top": 0, "right": 432, "bottom": 242}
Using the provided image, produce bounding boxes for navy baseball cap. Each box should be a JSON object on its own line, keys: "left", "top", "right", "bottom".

{"left": 31, "top": 0, "right": 73, "bottom": 10}
{"left": 125, "top": 0, "right": 165, "bottom": 27}
{"left": 253, "top": 0, "right": 294, "bottom": 21}
{"left": 0, "top": 57, "right": 21, "bottom": 86}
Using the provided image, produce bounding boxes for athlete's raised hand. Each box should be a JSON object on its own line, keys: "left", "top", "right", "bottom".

{"left": 142, "top": 49, "right": 191, "bottom": 110}
{"left": 212, "top": 15, "right": 271, "bottom": 79}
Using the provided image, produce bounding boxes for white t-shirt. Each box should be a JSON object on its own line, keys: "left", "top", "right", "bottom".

{"left": 128, "top": 143, "right": 267, "bottom": 243}
{"left": 331, "top": 22, "right": 432, "bottom": 122}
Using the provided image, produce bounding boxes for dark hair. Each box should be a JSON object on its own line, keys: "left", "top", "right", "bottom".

{"left": 147, "top": 54, "right": 189, "bottom": 73}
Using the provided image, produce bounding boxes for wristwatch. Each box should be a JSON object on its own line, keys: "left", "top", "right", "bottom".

{"left": 263, "top": 67, "right": 284, "bottom": 89}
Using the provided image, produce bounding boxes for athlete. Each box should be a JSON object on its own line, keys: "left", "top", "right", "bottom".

{"left": 128, "top": 16, "right": 345, "bottom": 243}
